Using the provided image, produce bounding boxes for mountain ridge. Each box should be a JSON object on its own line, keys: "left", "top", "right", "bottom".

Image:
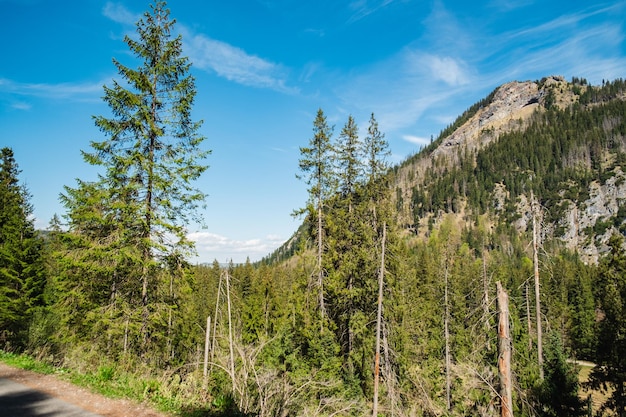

{"left": 393, "top": 75, "right": 626, "bottom": 263}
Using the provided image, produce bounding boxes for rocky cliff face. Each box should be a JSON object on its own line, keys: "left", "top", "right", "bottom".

{"left": 509, "top": 168, "right": 626, "bottom": 263}
{"left": 431, "top": 79, "right": 543, "bottom": 160}
{"left": 561, "top": 169, "right": 625, "bottom": 262}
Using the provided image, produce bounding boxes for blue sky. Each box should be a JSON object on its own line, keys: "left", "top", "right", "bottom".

{"left": 1, "top": 0, "right": 625, "bottom": 263}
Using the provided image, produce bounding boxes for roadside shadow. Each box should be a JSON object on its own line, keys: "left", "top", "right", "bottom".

{"left": 0, "top": 378, "right": 99, "bottom": 417}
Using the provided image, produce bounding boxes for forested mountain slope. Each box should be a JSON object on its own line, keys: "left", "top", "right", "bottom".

{"left": 392, "top": 76, "right": 626, "bottom": 263}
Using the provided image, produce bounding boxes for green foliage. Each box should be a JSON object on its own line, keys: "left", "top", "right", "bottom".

{"left": 48, "top": 0, "right": 209, "bottom": 363}
{"left": 534, "top": 333, "right": 586, "bottom": 417}
{"left": 589, "top": 234, "right": 626, "bottom": 416}
{"left": 0, "top": 148, "right": 46, "bottom": 349}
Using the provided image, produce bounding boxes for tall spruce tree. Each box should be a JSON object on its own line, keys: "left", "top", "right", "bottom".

{"left": 590, "top": 234, "right": 626, "bottom": 416}
{"left": 0, "top": 148, "right": 46, "bottom": 348}
{"left": 296, "top": 108, "right": 334, "bottom": 330}
{"left": 58, "top": 0, "right": 208, "bottom": 356}
{"left": 363, "top": 113, "right": 390, "bottom": 193}
{"left": 335, "top": 115, "right": 362, "bottom": 198}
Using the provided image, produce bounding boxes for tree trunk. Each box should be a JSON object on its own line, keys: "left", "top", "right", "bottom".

{"left": 482, "top": 246, "right": 491, "bottom": 351}
{"left": 496, "top": 281, "right": 513, "bottom": 417}
{"left": 225, "top": 271, "right": 236, "bottom": 394}
{"left": 373, "top": 223, "right": 386, "bottom": 417}
{"left": 203, "top": 315, "right": 211, "bottom": 388}
{"left": 317, "top": 197, "right": 325, "bottom": 333}
{"left": 210, "top": 271, "right": 222, "bottom": 374}
{"left": 532, "top": 191, "right": 544, "bottom": 379}
{"left": 526, "top": 281, "right": 532, "bottom": 352}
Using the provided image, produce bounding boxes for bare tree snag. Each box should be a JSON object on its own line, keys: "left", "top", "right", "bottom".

{"left": 203, "top": 315, "right": 211, "bottom": 388}
{"left": 210, "top": 272, "right": 223, "bottom": 374}
{"left": 532, "top": 190, "right": 544, "bottom": 380}
{"left": 482, "top": 245, "right": 491, "bottom": 351}
{"left": 496, "top": 281, "right": 513, "bottom": 417}
{"left": 373, "top": 222, "right": 386, "bottom": 417}
{"left": 225, "top": 271, "right": 236, "bottom": 394}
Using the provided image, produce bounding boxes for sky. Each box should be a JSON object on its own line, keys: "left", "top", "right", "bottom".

{"left": 1, "top": 0, "right": 625, "bottom": 264}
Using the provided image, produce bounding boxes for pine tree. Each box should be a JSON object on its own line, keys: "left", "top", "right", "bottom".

{"left": 590, "top": 234, "right": 626, "bottom": 416}
{"left": 363, "top": 113, "right": 390, "bottom": 194}
{"left": 0, "top": 147, "right": 46, "bottom": 348}
{"left": 535, "top": 332, "right": 586, "bottom": 417}
{"left": 335, "top": 115, "right": 362, "bottom": 198}
{"left": 296, "top": 108, "right": 334, "bottom": 330}
{"left": 57, "top": 0, "right": 209, "bottom": 357}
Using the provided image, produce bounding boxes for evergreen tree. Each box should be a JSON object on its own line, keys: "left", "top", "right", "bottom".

{"left": 0, "top": 147, "right": 46, "bottom": 348}
{"left": 590, "top": 234, "right": 626, "bottom": 416}
{"left": 296, "top": 108, "right": 335, "bottom": 329}
{"left": 363, "top": 113, "right": 390, "bottom": 196}
{"left": 57, "top": 0, "right": 209, "bottom": 358}
{"left": 335, "top": 115, "right": 362, "bottom": 198}
{"left": 535, "top": 333, "right": 586, "bottom": 417}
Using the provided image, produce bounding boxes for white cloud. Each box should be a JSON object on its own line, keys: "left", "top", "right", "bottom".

{"left": 402, "top": 135, "right": 430, "bottom": 146}
{"left": 101, "top": 3, "right": 297, "bottom": 94}
{"left": 188, "top": 231, "right": 285, "bottom": 263}
{"left": 334, "top": 46, "right": 473, "bottom": 135}
{"left": 347, "top": 0, "right": 396, "bottom": 23}
{"left": 488, "top": 0, "right": 534, "bottom": 12}
{"left": 0, "top": 77, "right": 106, "bottom": 100}
{"left": 181, "top": 28, "right": 297, "bottom": 94}
{"left": 11, "top": 101, "right": 31, "bottom": 110}
{"left": 102, "top": 2, "right": 139, "bottom": 25}
{"left": 426, "top": 55, "right": 470, "bottom": 86}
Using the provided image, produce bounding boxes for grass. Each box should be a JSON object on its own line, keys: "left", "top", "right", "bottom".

{"left": 577, "top": 361, "right": 611, "bottom": 414}
{"left": 0, "top": 350, "right": 58, "bottom": 374}
{"left": 0, "top": 350, "right": 211, "bottom": 416}
{"left": 0, "top": 350, "right": 247, "bottom": 416}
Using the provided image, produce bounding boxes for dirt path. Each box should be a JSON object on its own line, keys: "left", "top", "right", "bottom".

{"left": 0, "top": 363, "right": 170, "bottom": 417}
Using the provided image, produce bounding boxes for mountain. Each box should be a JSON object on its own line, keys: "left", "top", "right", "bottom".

{"left": 265, "top": 76, "right": 626, "bottom": 266}
{"left": 392, "top": 75, "right": 626, "bottom": 263}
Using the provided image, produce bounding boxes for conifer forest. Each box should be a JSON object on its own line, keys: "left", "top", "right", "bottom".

{"left": 2, "top": 2, "right": 626, "bottom": 416}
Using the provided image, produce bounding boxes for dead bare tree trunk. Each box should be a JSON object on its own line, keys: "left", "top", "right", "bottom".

{"left": 210, "top": 272, "right": 223, "bottom": 374}
{"left": 525, "top": 281, "right": 532, "bottom": 352}
{"left": 482, "top": 246, "right": 491, "bottom": 351}
{"left": 225, "top": 271, "right": 236, "bottom": 394}
{"left": 203, "top": 315, "right": 211, "bottom": 388}
{"left": 496, "top": 281, "right": 513, "bottom": 417}
{"left": 532, "top": 190, "right": 544, "bottom": 380}
{"left": 373, "top": 223, "right": 386, "bottom": 417}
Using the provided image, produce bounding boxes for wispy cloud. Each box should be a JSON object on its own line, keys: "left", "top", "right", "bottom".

{"left": 336, "top": 0, "right": 625, "bottom": 146}
{"left": 424, "top": 55, "right": 471, "bottom": 86}
{"left": 347, "top": 0, "right": 396, "bottom": 23}
{"left": 101, "top": 2, "right": 297, "bottom": 94}
{"left": 402, "top": 135, "right": 430, "bottom": 146}
{"left": 11, "top": 101, "right": 31, "bottom": 111}
{"left": 188, "top": 231, "right": 285, "bottom": 263}
{"left": 488, "top": 0, "right": 534, "bottom": 12}
{"left": 479, "top": 5, "right": 626, "bottom": 85}
{"left": 181, "top": 29, "right": 297, "bottom": 94}
{"left": 102, "top": 2, "right": 140, "bottom": 25}
{"left": 334, "top": 46, "right": 473, "bottom": 134}
{"left": 0, "top": 77, "right": 105, "bottom": 101}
